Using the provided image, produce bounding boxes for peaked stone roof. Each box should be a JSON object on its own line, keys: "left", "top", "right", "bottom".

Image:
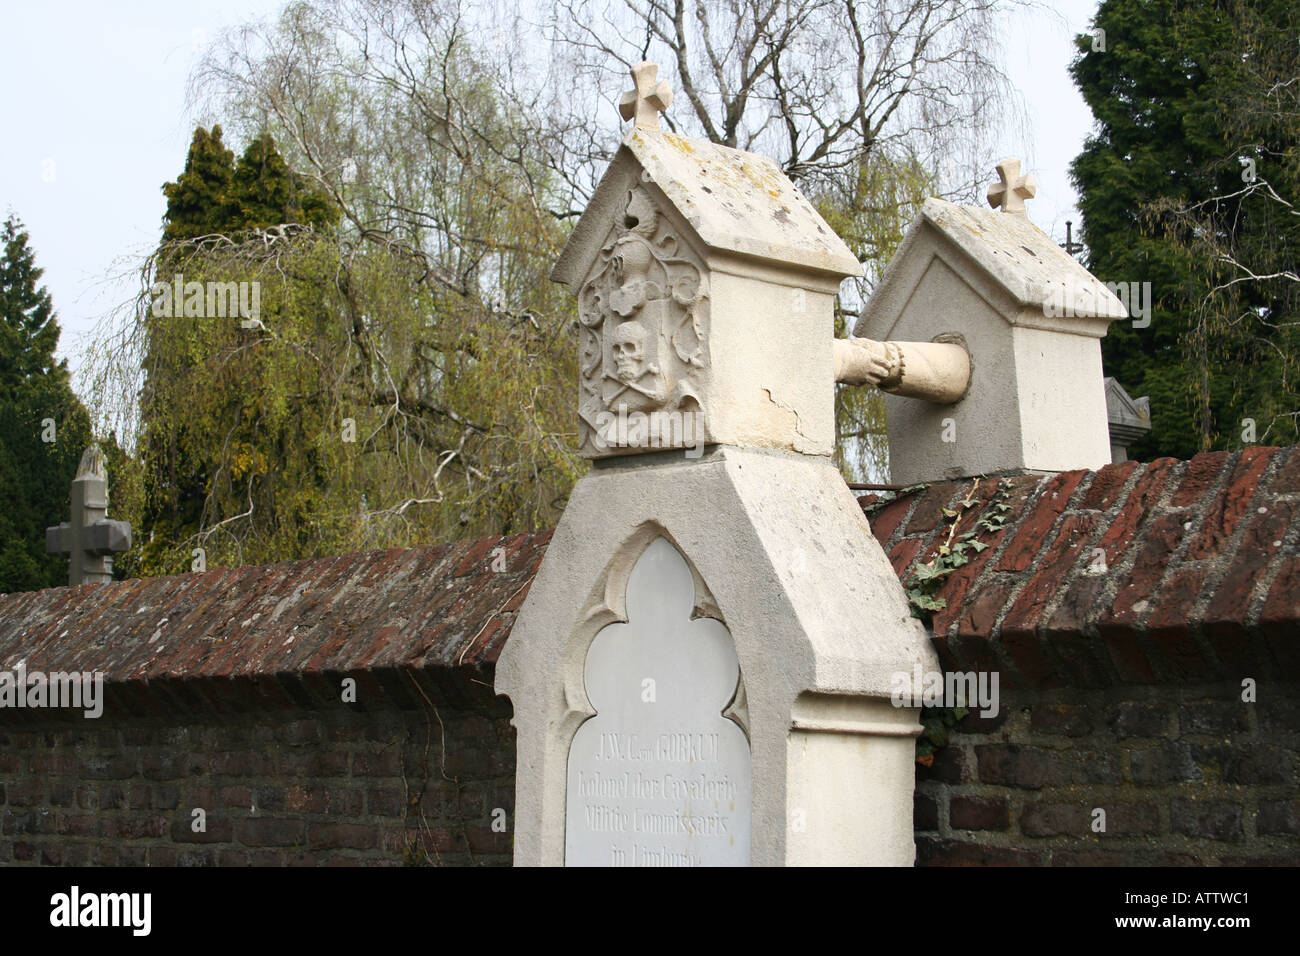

{"left": 552, "top": 128, "right": 861, "bottom": 286}
{"left": 856, "top": 197, "right": 1128, "bottom": 339}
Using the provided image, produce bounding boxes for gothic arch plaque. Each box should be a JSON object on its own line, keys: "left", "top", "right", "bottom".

{"left": 565, "top": 537, "right": 751, "bottom": 866}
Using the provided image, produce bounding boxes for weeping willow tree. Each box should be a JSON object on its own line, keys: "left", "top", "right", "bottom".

{"left": 83, "top": 7, "right": 580, "bottom": 575}
{"left": 82, "top": 0, "right": 1028, "bottom": 572}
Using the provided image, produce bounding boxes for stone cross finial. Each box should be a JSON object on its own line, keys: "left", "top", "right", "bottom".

{"left": 986, "top": 158, "right": 1037, "bottom": 216}
{"left": 45, "top": 443, "right": 132, "bottom": 586}
{"left": 619, "top": 61, "right": 673, "bottom": 130}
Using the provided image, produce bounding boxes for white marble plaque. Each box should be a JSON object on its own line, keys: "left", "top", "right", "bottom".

{"left": 566, "top": 537, "right": 751, "bottom": 866}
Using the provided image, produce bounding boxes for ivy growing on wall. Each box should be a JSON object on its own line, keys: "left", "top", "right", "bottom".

{"left": 863, "top": 478, "right": 1014, "bottom": 763}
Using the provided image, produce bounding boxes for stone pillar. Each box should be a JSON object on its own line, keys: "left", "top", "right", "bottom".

{"left": 495, "top": 63, "right": 937, "bottom": 867}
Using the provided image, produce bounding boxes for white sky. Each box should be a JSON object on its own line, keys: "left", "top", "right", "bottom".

{"left": 0, "top": 0, "right": 1101, "bottom": 385}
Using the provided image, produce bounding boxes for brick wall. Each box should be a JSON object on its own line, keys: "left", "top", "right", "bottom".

{"left": 0, "top": 689, "right": 515, "bottom": 867}
{"left": 3, "top": 680, "right": 1297, "bottom": 867}
{"left": 914, "top": 682, "right": 1300, "bottom": 865}
{"left": 1, "top": 448, "right": 1294, "bottom": 866}
{"left": 860, "top": 447, "right": 1299, "bottom": 688}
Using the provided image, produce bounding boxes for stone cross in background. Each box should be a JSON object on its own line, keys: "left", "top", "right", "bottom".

{"left": 45, "top": 444, "right": 132, "bottom": 586}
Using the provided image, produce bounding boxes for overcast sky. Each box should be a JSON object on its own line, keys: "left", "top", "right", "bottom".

{"left": 0, "top": 0, "right": 1101, "bottom": 387}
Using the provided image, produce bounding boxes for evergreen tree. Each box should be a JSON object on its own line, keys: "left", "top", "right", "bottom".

{"left": 138, "top": 129, "right": 340, "bottom": 572}
{"left": 0, "top": 215, "right": 93, "bottom": 592}
{"left": 1070, "top": 0, "right": 1299, "bottom": 457}
{"left": 223, "top": 132, "right": 339, "bottom": 232}
{"left": 160, "top": 126, "right": 236, "bottom": 242}
{"left": 161, "top": 126, "right": 337, "bottom": 241}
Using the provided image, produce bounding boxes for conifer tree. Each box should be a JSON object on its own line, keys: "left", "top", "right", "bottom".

{"left": 0, "top": 215, "right": 93, "bottom": 592}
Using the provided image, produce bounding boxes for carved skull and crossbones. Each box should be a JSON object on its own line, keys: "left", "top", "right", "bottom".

{"left": 613, "top": 321, "right": 650, "bottom": 382}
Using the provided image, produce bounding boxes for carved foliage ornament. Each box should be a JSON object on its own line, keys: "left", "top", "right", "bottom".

{"left": 577, "top": 185, "right": 708, "bottom": 456}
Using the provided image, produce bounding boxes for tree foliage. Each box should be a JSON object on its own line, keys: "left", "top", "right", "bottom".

{"left": 1070, "top": 0, "right": 1299, "bottom": 457}
{"left": 0, "top": 215, "right": 94, "bottom": 592}
{"left": 84, "top": 0, "right": 1029, "bottom": 575}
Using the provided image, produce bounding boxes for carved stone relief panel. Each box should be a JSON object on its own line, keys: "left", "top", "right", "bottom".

{"left": 576, "top": 183, "right": 709, "bottom": 457}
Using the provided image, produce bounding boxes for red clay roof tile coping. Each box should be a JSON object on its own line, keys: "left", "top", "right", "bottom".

{"left": 0, "top": 446, "right": 1296, "bottom": 712}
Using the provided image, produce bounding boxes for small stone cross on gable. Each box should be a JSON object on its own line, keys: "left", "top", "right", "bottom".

{"left": 987, "top": 158, "right": 1037, "bottom": 216}
{"left": 619, "top": 61, "right": 673, "bottom": 130}
{"left": 45, "top": 444, "right": 132, "bottom": 586}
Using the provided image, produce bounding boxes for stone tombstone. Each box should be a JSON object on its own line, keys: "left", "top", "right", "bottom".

{"left": 552, "top": 128, "right": 860, "bottom": 459}
{"left": 566, "top": 537, "right": 751, "bottom": 866}
{"left": 45, "top": 444, "right": 132, "bottom": 586}
{"left": 497, "top": 62, "right": 939, "bottom": 868}
{"left": 854, "top": 186, "right": 1128, "bottom": 484}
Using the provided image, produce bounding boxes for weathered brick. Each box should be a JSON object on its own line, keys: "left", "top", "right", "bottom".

{"left": 1178, "top": 700, "right": 1250, "bottom": 736}
{"left": 1259, "top": 557, "right": 1300, "bottom": 668}
{"left": 1257, "top": 800, "right": 1300, "bottom": 835}
{"left": 956, "top": 580, "right": 1015, "bottom": 642}
{"left": 914, "top": 792, "right": 939, "bottom": 830}
{"left": 1105, "top": 803, "right": 1161, "bottom": 836}
{"left": 1020, "top": 802, "right": 1090, "bottom": 837}
{"left": 1092, "top": 457, "right": 1179, "bottom": 561}
{"left": 238, "top": 817, "right": 306, "bottom": 847}
{"left": 78, "top": 753, "right": 136, "bottom": 779}
{"left": 1258, "top": 697, "right": 1300, "bottom": 734}
{"left": 278, "top": 750, "right": 349, "bottom": 777}
{"left": 209, "top": 750, "right": 275, "bottom": 776}
{"left": 917, "top": 838, "right": 1041, "bottom": 866}
{"left": 866, "top": 499, "right": 912, "bottom": 546}
{"left": 1029, "top": 704, "right": 1093, "bottom": 737}
{"left": 1098, "top": 627, "right": 1158, "bottom": 683}
{"left": 1185, "top": 447, "right": 1274, "bottom": 559}
{"left": 1171, "top": 799, "right": 1243, "bottom": 842}
{"left": 465, "top": 826, "right": 509, "bottom": 853}
{"left": 1101, "top": 513, "right": 1188, "bottom": 632}
{"left": 309, "top": 823, "right": 377, "bottom": 850}
{"left": 1130, "top": 743, "right": 1201, "bottom": 786}
{"left": 352, "top": 749, "right": 403, "bottom": 777}
{"left": 283, "top": 719, "right": 322, "bottom": 745}
{"left": 1003, "top": 515, "right": 1101, "bottom": 640}
{"left": 1204, "top": 502, "right": 1294, "bottom": 637}
{"left": 170, "top": 814, "right": 234, "bottom": 843}
{"left": 367, "top": 787, "right": 405, "bottom": 817}
{"left": 888, "top": 539, "right": 923, "bottom": 577}
{"left": 950, "top": 796, "right": 1009, "bottom": 831}
{"left": 152, "top": 784, "right": 181, "bottom": 811}
{"left": 1220, "top": 745, "right": 1298, "bottom": 786}
{"left": 5, "top": 779, "right": 44, "bottom": 807}
{"left": 1000, "top": 628, "right": 1061, "bottom": 690}
{"left": 916, "top": 745, "right": 967, "bottom": 785}
{"left": 220, "top": 785, "right": 254, "bottom": 809}
{"left": 976, "top": 744, "right": 1119, "bottom": 789}
{"left": 905, "top": 484, "right": 963, "bottom": 535}
{"left": 955, "top": 708, "right": 1008, "bottom": 735}
{"left": 1111, "top": 700, "right": 1169, "bottom": 738}
{"left": 1169, "top": 452, "right": 1231, "bottom": 507}
{"left": 1043, "top": 629, "right": 1111, "bottom": 689}
{"left": 995, "top": 472, "right": 1086, "bottom": 573}
{"left": 1079, "top": 460, "right": 1140, "bottom": 511}
{"left": 1269, "top": 445, "right": 1300, "bottom": 494}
